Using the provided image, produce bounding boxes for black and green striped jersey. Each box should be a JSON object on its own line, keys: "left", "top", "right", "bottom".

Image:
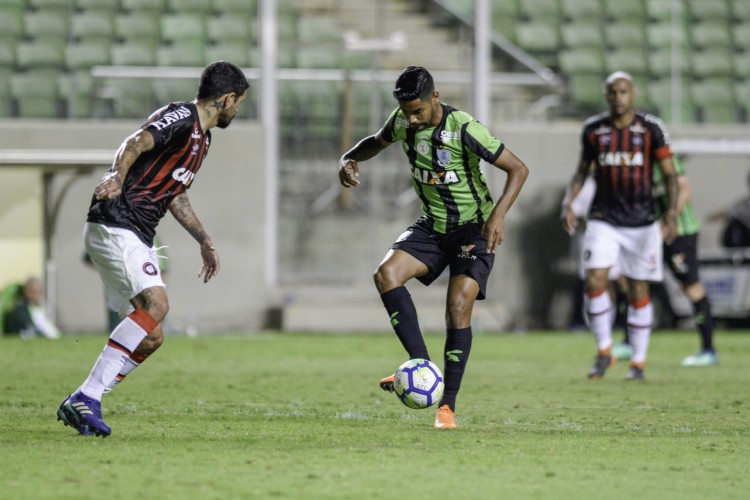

{"left": 653, "top": 156, "right": 700, "bottom": 236}
{"left": 381, "top": 103, "right": 504, "bottom": 234}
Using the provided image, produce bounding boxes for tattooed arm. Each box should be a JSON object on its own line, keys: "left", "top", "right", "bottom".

{"left": 95, "top": 129, "right": 156, "bottom": 200}
{"left": 338, "top": 130, "right": 392, "bottom": 188}
{"left": 169, "top": 193, "right": 220, "bottom": 283}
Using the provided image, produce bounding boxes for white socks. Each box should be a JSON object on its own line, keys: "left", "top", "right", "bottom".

{"left": 627, "top": 299, "right": 653, "bottom": 364}
{"left": 584, "top": 290, "right": 613, "bottom": 352}
{"left": 78, "top": 309, "right": 156, "bottom": 401}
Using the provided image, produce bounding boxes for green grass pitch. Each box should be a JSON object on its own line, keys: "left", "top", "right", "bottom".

{"left": 1, "top": 330, "right": 748, "bottom": 499}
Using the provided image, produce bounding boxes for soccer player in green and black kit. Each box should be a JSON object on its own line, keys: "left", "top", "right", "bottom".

{"left": 614, "top": 155, "right": 718, "bottom": 366}
{"left": 338, "top": 66, "right": 528, "bottom": 428}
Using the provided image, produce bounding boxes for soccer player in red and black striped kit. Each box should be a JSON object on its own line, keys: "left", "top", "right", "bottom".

{"left": 57, "top": 61, "right": 249, "bottom": 436}
{"left": 562, "top": 71, "right": 679, "bottom": 381}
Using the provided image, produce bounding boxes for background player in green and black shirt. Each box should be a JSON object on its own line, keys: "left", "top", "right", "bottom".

{"left": 614, "top": 155, "right": 718, "bottom": 366}
{"left": 338, "top": 66, "right": 528, "bottom": 429}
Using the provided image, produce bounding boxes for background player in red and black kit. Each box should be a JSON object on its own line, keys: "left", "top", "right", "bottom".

{"left": 57, "top": 61, "right": 249, "bottom": 436}
{"left": 562, "top": 71, "right": 679, "bottom": 381}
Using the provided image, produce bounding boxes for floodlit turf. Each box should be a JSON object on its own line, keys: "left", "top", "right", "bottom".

{"left": 1, "top": 330, "right": 748, "bottom": 499}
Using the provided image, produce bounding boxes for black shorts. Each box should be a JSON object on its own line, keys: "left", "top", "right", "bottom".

{"left": 390, "top": 217, "right": 494, "bottom": 300}
{"left": 663, "top": 233, "right": 700, "bottom": 286}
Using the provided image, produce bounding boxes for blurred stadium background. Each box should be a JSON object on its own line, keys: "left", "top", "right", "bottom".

{"left": 0, "top": 0, "right": 749, "bottom": 333}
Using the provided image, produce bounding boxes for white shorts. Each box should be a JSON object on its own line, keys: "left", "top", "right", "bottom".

{"left": 83, "top": 222, "right": 165, "bottom": 317}
{"left": 582, "top": 220, "right": 663, "bottom": 282}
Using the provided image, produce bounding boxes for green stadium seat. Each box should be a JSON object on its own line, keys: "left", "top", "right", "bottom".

{"left": 568, "top": 73, "right": 605, "bottom": 107}
{"left": 0, "top": 72, "right": 11, "bottom": 118}
{"left": 604, "top": 48, "right": 649, "bottom": 76}
{"left": 23, "top": 11, "right": 69, "bottom": 41}
{"left": 120, "top": 0, "right": 165, "bottom": 13}
{"left": 205, "top": 42, "right": 254, "bottom": 67}
{"left": 690, "top": 48, "right": 734, "bottom": 78}
{"left": 561, "top": 23, "right": 603, "bottom": 49}
{"left": 10, "top": 70, "right": 61, "bottom": 118}
{"left": 70, "top": 11, "right": 116, "bottom": 41}
{"left": 734, "top": 80, "right": 750, "bottom": 113}
{"left": 730, "top": 0, "right": 750, "bottom": 21}
{"left": 297, "top": 16, "right": 340, "bottom": 44}
{"left": 604, "top": 0, "right": 647, "bottom": 21}
{"left": 0, "top": 40, "right": 15, "bottom": 67}
{"left": 559, "top": 48, "right": 605, "bottom": 74}
{"left": 645, "top": 0, "right": 678, "bottom": 22}
{"left": 646, "top": 21, "right": 688, "bottom": 49}
{"left": 732, "top": 25, "right": 750, "bottom": 50}
{"left": 516, "top": 21, "right": 561, "bottom": 52}
{"left": 734, "top": 54, "right": 750, "bottom": 79}
{"left": 0, "top": 0, "right": 26, "bottom": 8}
{"left": 647, "top": 46, "right": 689, "bottom": 77}
{"left": 213, "top": 0, "right": 257, "bottom": 15}
{"left": 690, "top": 22, "right": 732, "bottom": 49}
{"left": 560, "top": 0, "right": 602, "bottom": 21}
{"left": 16, "top": 40, "right": 66, "bottom": 70}
{"left": 161, "top": 13, "right": 207, "bottom": 44}
{"left": 686, "top": 0, "right": 730, "bottom": 21}
{"left": 646, "top": 78, "right": 695, "bottom": 123}
{"left": 154, "top": 78, "right": 198, "bottom": 104}
{"left": 28, "top": 0, "right": 70, "bottom": 10}
{"left": 115, "top": 13, "right": 161, "bottom": 42}
{"left": 0, "top": 7, "right": 24, "bottom": 41}
{"left": 58, "top": 70, "right": 94, "bottom": 118}
{"left": 75, "top": 0, "right": 120, "bottom": 10}
{"left": 491, "top": 0, "right": 519, "bottom": 40}
{"left": 110, "top": 41, "right": 157, "bottom": 66}
{"left": 519, "top": 0, "right": 560, "bottom": 20}
{"left": 167, "top": 0, "right": 212, "bottom": 14}
{"left": 65, "top": 41, "right": 111, "bottom": 70}
{"left": 690, "top": 78, "right": 737, "bottom": 123}
{"left": 96, "top": 77, "right": 156, "bottom": 118}
{"left": 157, "top": 45, "right": 205, "bottom": 67}
{"left": 604, "top": 21, "right": 647, "bottom": 49}
{"left": 296, "top": 44, "right": 342, "bottom": 69}
{"left": 206, "top": 15, "right": 256, "bottom": 44}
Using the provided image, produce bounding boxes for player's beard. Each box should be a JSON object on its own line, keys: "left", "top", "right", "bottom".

{"left": 217, "top": 111, "right": 235, "bottom": 129}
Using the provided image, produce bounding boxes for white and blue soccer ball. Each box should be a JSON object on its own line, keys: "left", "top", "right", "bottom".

{"left": 393, "top": 358, "right": 444, "bottom": 409}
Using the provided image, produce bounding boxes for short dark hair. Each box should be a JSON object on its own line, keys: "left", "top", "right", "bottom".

{"left": 393, "top": 66, "right": 434, "bottom": 102}
{"left": 196, "top": 61, "right": 250, "bottom": 100}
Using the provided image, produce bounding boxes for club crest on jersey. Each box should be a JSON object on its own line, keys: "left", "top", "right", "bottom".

{"left": 172, "top": 167, "right": 195, "bottom": 186}
{"left": 436, "top": 148, "right": 451, "bottom": 166}
{"left": 416, "top": 141, "right": 430, "bottom": 156}
{"left": 412, "top": 166, "right": 460, "bottom": 185}
{"left": 142, "top": 262, "right": 158, "bottom": 276}
{"left": 598, "top": 151, "right": 644, "bottom": 167}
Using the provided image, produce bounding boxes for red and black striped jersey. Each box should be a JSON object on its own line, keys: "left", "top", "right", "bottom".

{"left": 581, "top": 110, "right": 672, "bottom": 227}
{"left": 87, "top": 102, "right": 211, "bottom": 246}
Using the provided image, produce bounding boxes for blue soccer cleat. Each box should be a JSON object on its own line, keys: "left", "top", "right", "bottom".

{"left": 58, "top": 392, "right": 111, "bottom": 437}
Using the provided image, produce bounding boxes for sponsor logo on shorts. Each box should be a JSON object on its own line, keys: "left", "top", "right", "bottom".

{"left": 143, "top": 262, "right": 158, "bottom": 276}
{"left": 458, "top": 244, "right": 477, "bottom": 260}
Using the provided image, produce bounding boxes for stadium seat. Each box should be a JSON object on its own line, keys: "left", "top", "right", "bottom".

{"left": 212, "top": 0, "right": 257, "bottom": 15}
{"left": 110, "top": 41, "right": 157, "bottom": 66}
{"left": 16, "top": 40, "right": 66, "bottom": 70}
{"left": 647, "top": 46, "right": 689, "bottom": 77}
{"left": 154, "top": 78, "right": 198, "bottom": 104}
{"left": 686, "top": 0, "right": 730, "bottom": 21}
{"left": 604, "top": 48, "right": 649, "bottom": 76}
{"left": 646, "top": 78, "right": 695, "bottom": 123}
{"left": 206, "top": 15, "right": 256, "bottom": 44}
{"left": 689, "top": 22, "right": 732, "bottom": 49}
{"left": 96, "top": 77, "right": 156, "bottom": 118}
{"left": 10, "top": 70, "right": 61, "bottom": 118}
{"left": 65, "top": 41, "right": 111, "bottom": 70}
{"left": 560, "top": 0, "right": 602, "bottom": 21}
{"left": 646, "top": 21, "right": 688, "bottom": 49}
{"left": 604, "top": 0, "right": 647, "bottom": 21}
{"left": 156, "top": 45, "right": 205, "bottom": 67}
{"left": 115, "top": 13, "right": 161, "bottom": 43}
{"left": 731, "top": 0, "right": 750, "bottom": 21}
{"left": 58, "top": 70, "right": 94, "bottom": 118}
{"left": 605, "top": 21, "right": 647, "bottom": 49}
{"left": 74, "top": 0, "right": 120, "bottom": 10}
{"left": 0, "top": 0, "right": 26, "bottom": 8}
{"left": 161, "top": 13, "right": 207, "bottom": 45}
{"left": 732, "top": 25, "right": 750, "bottom": 50}
{"left": 491, "top": 0, "right": 518, "bottom": 42}
{"left": 70, "top": 11, "right": 116, "bottom": 42}
{"left": 734, "top": 53, "right": 750, "bottom": 79}
{"left": 0, "top": 7, "right": 24, "bottom": 41}
{"left": 690, "top": 78, "right": 737, "bottom": 123}
{"left": 23, "top": 11, "right": 69, "bottom": 41}
{"left": 561, "top": 23, "right": 603, "bottom": 49}
{"left": 0, "top": 40, "right": 15, "bottom": 68}
{"left": 296, "top": 44, "right": 342, "bottom": 69}
{"left": 518, "top": 0, "right": 560, "bottom": 20}
{"left": 568, "top": 73, "right": 606, "bottom": 107}
{"left": 645, "top": 0, "right": 679, "bottom": 22}
{"left": 205, "top": 42, "right": 254, "bottom": 67}
{"left": 28, "top": 0, "right": 70, "bottom": 10}
{"left": 516, "top": 21, "right": 561, "bottom": 52}
{"left": 166, "top": 0, "right": 211, "bottom": 14}
{"left": 690, "top": 48, "right": 734, "bottom": 78}
{"left": 559, "top": 48, "right": 605, "bottom": 74}
{"left": 120, "top": 0, "right": 165, "bottom": 13}
{"left": 734, "top": 80, "right": 750, "bottom": 117}
{"left": 297, "top": 16, "right": 341, "bottom": 44}
{"left": 0, "top": 71, "right": 11, "bottom": 118}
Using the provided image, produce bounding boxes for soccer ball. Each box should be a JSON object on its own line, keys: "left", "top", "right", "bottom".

{"left": 393, "top": 358, "right": 444, "bottom": 409}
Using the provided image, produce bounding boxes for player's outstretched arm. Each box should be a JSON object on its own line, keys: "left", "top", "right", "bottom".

{"left": 338, "top": 131, "right": 391, "bottom": 188}
{"left": 168, "top": 193, "right": 220, "bottom": 283}
{"left": 95, "top": 129, "right": 155, "bottom": 201}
